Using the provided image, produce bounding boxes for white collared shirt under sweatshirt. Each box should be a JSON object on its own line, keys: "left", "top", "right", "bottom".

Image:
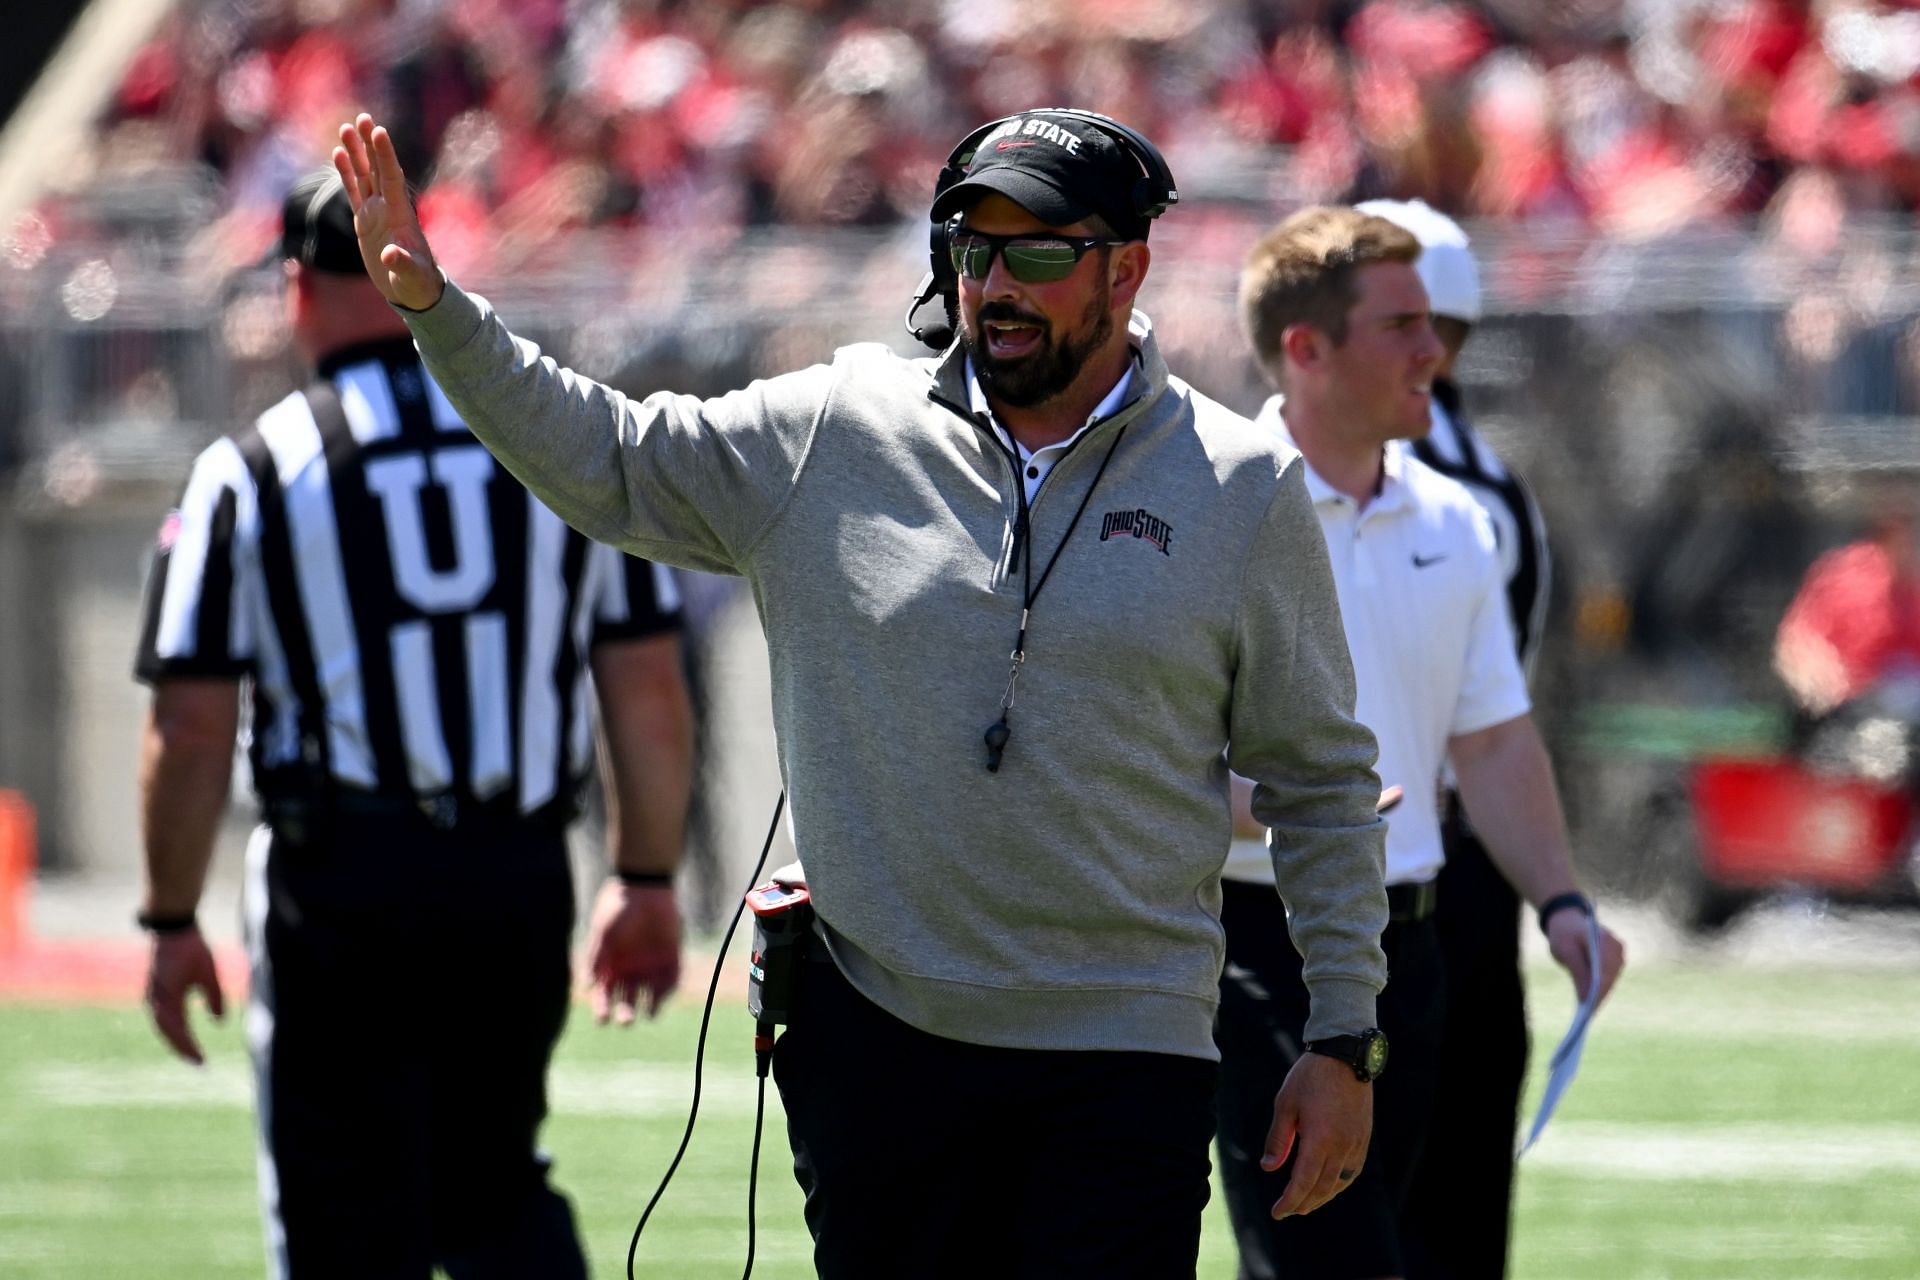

{"left": 967, "top": 356, "right": 1134, "bottom": 503}
{"left": 1224, "top": 396, "right": 1531, "bottom": 889}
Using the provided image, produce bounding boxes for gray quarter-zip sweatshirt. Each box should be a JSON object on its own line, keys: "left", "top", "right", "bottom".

{"left": 404, "top": 283, "right": 1388, "bottom": 1057}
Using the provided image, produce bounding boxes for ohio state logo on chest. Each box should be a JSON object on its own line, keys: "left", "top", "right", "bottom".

{"left": 1098, "top": 508, "right": 1173, "bottom": 555}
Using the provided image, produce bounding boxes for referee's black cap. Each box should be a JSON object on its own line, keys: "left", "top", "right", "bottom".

{"left": 281, "top": 169, "right": 364, "bottom": 275}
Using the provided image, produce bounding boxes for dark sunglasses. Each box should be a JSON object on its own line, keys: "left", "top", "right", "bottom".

{"left": 948, "top": 229, "right": 1125, "bottom": 284}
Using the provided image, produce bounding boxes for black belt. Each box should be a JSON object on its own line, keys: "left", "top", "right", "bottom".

{"left": 266, "top": 787, "right": 574, "bottom": 841}
{"left": 1387, "top": 879, "right": 1439, "bottom": 923}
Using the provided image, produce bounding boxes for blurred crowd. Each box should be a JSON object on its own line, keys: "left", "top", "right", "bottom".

{"left": 75, "top": 0, "right": 1920, "bottom": 271}
{"left": 11, "top": 0, "right": 1920, "bottom": 908}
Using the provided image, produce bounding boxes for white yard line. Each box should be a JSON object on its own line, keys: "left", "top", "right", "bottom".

{"left": 28, "top": 1060, "right": 1920, "bottom": 1189}
{"left": 1522, "top": 902, "right": 1920, "bottom": 973}
{"left": 26, "top": 1060, "right": 251, "bottom": 1107}
{"left": 1584, "top": 999, "right": 1920, "bottom": 1044}
{"left": 548, "top": 1062, "right": 761, "bottom": 1116}
{"left": 20, "top": 1059, "right": 760, "bottom": 1117}
{"left": 1525, "top": 1122, "right": 1920, "bottom": 1182}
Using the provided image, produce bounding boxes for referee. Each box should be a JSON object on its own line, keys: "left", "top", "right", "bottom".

{"left": 1358, "top": 198, "right": 1551, "bottom": 1280}
{"left": 133, "top": 170, "right": 694, "bottom": 1278}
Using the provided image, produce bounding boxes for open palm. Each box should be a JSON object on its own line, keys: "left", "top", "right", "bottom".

{"left": 332, "top": 113, "right": 443, "bottom": 311}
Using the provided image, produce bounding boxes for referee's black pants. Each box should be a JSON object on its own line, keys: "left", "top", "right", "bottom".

{"left": 771, "top": 950, "right": 1219, "bottom": 1279}
{"left": 244, "top": 810, "right": 587, "bottom": 1280}
{"left": 1401, "top": 801, "right": 1529, "bottom": 1280}
{"left": 1214, "top": 879, "right": 1445, "bottom": 1280}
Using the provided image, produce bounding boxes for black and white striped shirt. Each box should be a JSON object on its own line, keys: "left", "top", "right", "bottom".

{"left": 1414, "top": 381, "right": 1551, "bottom": 677}
{"left": 135, "top": 338, "right": 681, "bottom": 816}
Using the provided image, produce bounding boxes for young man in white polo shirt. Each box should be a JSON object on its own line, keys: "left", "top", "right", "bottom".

{"left": 1358, "top": 197, "right": 1555, "bottom": 1280}
{"left": 1216, "top": 206, "right": 1626, "bottom": 1280}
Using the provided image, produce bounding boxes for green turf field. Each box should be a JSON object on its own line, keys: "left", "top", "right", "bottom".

{"left": 4, "top": 957, "right": 1919, "bottom": 1278}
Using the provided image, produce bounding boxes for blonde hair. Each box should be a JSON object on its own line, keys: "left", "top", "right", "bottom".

{"left": 1239, "top": 207, "right": 1422, "bottom": 377}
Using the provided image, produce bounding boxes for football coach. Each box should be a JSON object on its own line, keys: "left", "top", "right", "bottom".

{"left": 334, "top": 105, "right": 1390, "bottom": 1277}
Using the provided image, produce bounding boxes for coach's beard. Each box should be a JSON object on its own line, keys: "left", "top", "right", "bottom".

{"left": 966, "top": 287, "right": 1114, "bottom": 409}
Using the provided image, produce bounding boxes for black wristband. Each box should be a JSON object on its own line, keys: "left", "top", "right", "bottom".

{"left": 613, "top": 870, "right": 675, "bottom": 888}
{"left": 136, "top": 909, "right": 198, "bottom": 935}
{"left": 1536, "top": 891, "right": 1593, "bottom": 934}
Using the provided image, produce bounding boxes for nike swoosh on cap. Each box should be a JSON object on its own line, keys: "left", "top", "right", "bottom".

{"left": 1412, "top": 553, "right": 1448, "bottom": 568}
{"left": 995, "top": 140, "right": 1039, "bottom": 149}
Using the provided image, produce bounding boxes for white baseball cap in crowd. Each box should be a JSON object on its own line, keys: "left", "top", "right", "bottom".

{"left": 1356, "top": 197, "right": 1482, "bottom": 324}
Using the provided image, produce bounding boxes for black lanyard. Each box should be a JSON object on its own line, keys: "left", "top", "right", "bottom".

{"left": 984, "top": 422, "right": 1129, "bottom": 772}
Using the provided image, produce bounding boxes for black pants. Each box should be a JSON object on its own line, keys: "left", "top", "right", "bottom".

{"left": 245, "top": 812, "right": 587, "bottom": 1280}
{"left": 1401, "top": 804, "right": 1529, "bottom": 1280}
{"left": 771, "top": 952, "right": 1218, "bottom": 1279}
{"left": 1215, "top": 880, "right": 1444, "bottom": 1280}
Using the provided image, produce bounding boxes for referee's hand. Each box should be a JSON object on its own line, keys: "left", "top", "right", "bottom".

{"left": 583, "top": 879, "right": 683, "bottom": 1026}
{"left": 1263, "top": 1051, "right": 1373, "bottom": 1219}
{"left": 144, "top": 928, "right": 224, "bottom": 1066}
{"left": 333, "top": 114, "right": 444, "bottom": 312}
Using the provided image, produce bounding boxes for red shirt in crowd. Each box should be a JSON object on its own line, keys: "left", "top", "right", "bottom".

{"left": 1776, "top": 536, "right": 1920, "bottom": 710}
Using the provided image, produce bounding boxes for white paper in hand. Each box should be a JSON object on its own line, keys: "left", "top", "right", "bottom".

{"left": 1519, "top": 911, "right": 1603, "bottom": 1155}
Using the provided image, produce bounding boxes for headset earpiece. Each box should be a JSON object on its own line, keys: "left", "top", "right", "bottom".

{"left": 905, "top": 215, "right": 961, "bottom": 350}
{"left": 930, "top": 214, "right": 957, "bottom": 275}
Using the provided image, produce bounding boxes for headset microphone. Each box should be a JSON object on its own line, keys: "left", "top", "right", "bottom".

{"left": 904, "top": 269, "right": 955, "bottom": 351}
{"left": 906, "top": 215, "right": 960, "bottom": 351}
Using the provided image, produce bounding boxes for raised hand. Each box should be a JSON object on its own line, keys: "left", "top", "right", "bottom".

{"left": 332, "top": 114, "right": 444, "bottom": 311}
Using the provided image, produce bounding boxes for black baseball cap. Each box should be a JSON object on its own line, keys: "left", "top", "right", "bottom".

{"left": 280, "top": 168, "right": 364, "bottom": 274}
{"left": 931, "top": 111, "right": 1153, "bottom": 241}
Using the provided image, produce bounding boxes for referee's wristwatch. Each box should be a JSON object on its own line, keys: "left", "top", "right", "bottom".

{"left": 1304, "top": 1028, "right": 1389, "bottom": 1083}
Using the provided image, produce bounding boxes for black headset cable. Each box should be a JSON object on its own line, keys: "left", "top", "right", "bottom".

{"left": 626, "top": 789, "right": 787, "bottom": 1280}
